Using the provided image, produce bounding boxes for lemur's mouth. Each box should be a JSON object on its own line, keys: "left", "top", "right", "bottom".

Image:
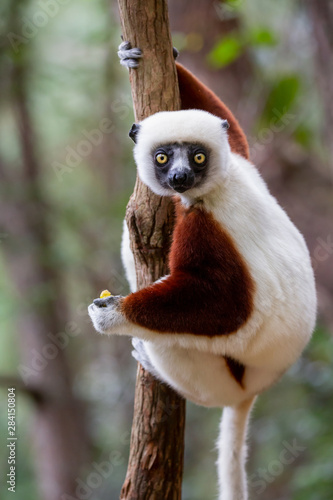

{"left": 173, "top": 186, "right": 189, "bottom": 193}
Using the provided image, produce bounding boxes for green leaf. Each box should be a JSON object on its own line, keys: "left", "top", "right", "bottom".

{"left": 249, "top": 27, "right": 278, "bottom": 46}
{"left": 207, "top": 36, "right": 243, "bottom": 68}
{"left": 261, "top": 76, "right": 300, "bottom": 125}
{"left": 293, "top": 125, "right": 312, "bottom": 148}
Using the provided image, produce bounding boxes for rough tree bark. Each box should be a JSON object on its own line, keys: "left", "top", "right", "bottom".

{"left": 117, "top": 1, "right": 186, "bottom": 499}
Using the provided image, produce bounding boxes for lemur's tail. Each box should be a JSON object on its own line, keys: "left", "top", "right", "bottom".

{"left": 216, "top": 396, "right": 256, "bottom": 500}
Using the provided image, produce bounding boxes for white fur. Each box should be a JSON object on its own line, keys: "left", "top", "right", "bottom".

{"left": 121, "top": 219, "right": 137, "bottom": 292}
{"left": 217, "top": 398, "right": 255, "bottom": 500}
{"left": 88, "top": 109, "right": 317, "bottom": 500}
{"left": 133, "top": 109, "right": 231, "bottom": 198}
{"left": 88, "top": 297, "right": 125, "bottom": 333}
{"left": 99, "top": 150, "right": 316, "bottom": 408}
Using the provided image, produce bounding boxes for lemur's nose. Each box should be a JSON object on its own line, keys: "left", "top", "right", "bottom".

{"left": 173, "top": 172, "right": 187, "bottom": 185}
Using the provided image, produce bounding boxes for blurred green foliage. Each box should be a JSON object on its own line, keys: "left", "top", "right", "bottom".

{"left": 208, "top": 35, "right": 244, "bottom": 68}
{"left": 260, "top": 75, "right": 300, "bottom": 126}
{"left": 248, "top": 27, "right": 278, "bottom": 47}
{"left": 208, "top": 0, "right": 324, "bottom": 154}
{"left": 208, "top": 27, "right": 278, "bottom": 68}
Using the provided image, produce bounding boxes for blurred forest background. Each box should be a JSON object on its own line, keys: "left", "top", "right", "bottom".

{"left": 0, "top": 0, "right": 332, "bottom": 499}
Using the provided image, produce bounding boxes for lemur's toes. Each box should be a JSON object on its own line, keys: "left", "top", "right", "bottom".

{"left": 131, "top": 349, "right": 140, "bottom": 362}
{"left": 131, "top": 337, "right": 143, "bottom": 350}
{"left": 118, "top": 41, "right": 142, "bottom": 69}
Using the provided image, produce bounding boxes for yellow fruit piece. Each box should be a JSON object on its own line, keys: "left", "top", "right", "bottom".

{"left": 100, "top": 289, "right": 112, "bottom": 299}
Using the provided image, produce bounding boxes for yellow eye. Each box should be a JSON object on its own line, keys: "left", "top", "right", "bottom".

{"left": 194, "top": 152, "right": 206, "bottom": 164}
{"left": 156, "top": 153, "right": 168, "bottom": 164}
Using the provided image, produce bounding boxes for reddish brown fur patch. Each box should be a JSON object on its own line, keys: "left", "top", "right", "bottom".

{"left": 225, "top": 356, "right": 245, "bottom": 388}
{"left": 122, "top": 207, "right": 255, "bottom": 337}
{"left": 176, "top": 63, "right": 249, "bottom": 160}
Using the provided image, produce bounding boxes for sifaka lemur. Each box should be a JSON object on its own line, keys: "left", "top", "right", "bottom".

{"left": 88, "top": 42, "right": 317, "bottom": 500}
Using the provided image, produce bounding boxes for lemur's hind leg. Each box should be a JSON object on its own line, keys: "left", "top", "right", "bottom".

{"left": 131, "top": 338, "right": 162, "bottom": 381}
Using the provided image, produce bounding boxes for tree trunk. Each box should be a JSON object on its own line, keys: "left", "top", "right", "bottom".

{"left": 306, "top": 0, "right": 333, "bottom": 175}
{"left": 117, "top": 1, "right": 186, "bottom": 499}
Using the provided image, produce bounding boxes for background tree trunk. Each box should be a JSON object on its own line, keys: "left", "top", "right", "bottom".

{"left": 0, "top": 2, "right": 91, "bottom": 498}
{"left": 305, "top": 0, "right": 333, "bottom": 174}
{"left": 117, "top": 0, "right": 186, "bottom": 499}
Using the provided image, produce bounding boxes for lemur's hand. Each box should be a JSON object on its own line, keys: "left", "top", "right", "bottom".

{"left": 88, "top": 295, "right": 125, "bottom": 334}
{"left": 118, "top": 41, "right": 142, "bottom": 69}
{"left": 118, "top": 40, "right": 179, "bottom": 69}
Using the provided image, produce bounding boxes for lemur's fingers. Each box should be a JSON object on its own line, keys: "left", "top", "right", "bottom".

{"left": 118, "top": 41, "right": 142, "bottom": 69}
{"left": 93, "top": 295, "right": 121, "bottom": 308}
{"left": 118, "top": 40, "right": 178, "bottom": 69}
{"left": 131, "top": 337, "right": 143, "bottom": 350}
{"left": 131, "top": 348, "right": 156, "bottom": 375}
{"left": 131, "top": 348, "right": 149, "bottom": 367}
{"left": 131, "top": 338, "right": 148, "bottom": 364}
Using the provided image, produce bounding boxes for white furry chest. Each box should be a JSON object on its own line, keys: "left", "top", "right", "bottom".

{"left": 183, "top": 155, "right": 316, "bottom": 368}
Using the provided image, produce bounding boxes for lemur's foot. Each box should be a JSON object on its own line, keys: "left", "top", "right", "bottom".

{"left": 118, "top": 40, "right": 179, "bottom": 69}
{"left": 131, "top": 338, "right": 160, "bottom": 378}
{"left": 118, "top": 41, "right": 142, "bottom": 69}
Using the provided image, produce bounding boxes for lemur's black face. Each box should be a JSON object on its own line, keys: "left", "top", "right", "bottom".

{"left": 152, "top": 143, "right": 209, "bottom": 194}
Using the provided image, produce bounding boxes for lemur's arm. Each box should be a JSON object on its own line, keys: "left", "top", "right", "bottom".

{"left": 118, "top": 42, "right": 249, "bottom": 160}
{"left": 89, "top": 207, "right": 254, "bottom": 341}
{"left": 89, "top": 45, "right": 254, "bottom": 347}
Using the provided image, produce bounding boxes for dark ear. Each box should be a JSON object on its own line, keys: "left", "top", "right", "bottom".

{"left": 221, "top": 119, "right": 230, "bottom": 130}
{"left": 129, "top": 123, "right": 140, "bottom": 143}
